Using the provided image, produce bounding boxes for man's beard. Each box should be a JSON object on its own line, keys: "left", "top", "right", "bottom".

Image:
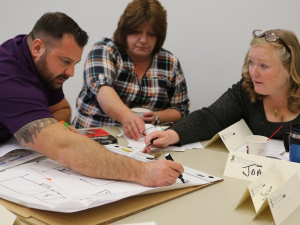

{"left": 35, "top": 52, "right": 69, "bottom": 89}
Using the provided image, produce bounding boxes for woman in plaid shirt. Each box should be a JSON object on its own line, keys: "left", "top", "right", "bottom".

{"left": 73, "top": 0, "right": 190, "bottom": 140}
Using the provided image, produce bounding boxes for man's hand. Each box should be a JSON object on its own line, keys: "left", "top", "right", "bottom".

{"left": 139, "top": 160, "right": 184, "bottom": 186}
{"left": 121, "top": 112, "right": 145, "bottom": 140}
{"left": 14, "top": 117, "right": 182, "bottom": 187}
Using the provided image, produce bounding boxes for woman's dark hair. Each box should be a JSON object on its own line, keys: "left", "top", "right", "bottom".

{"left": 113, "top": 0, "right": 167, "bottom": 56}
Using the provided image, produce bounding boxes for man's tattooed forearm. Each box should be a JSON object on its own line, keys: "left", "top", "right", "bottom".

{"left": 15, "top": 118, "right": 58, "bottom": 144}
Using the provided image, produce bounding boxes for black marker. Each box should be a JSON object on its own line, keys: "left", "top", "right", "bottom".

{"left": 164, "top": 153, "right": 185, "bottom": 183}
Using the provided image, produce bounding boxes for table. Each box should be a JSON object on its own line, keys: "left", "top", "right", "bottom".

{"left": 15, "top": 127, "right": 300, "bottom": 224}
{"left": 105, "top": 127, "right": 299, "bottom": 225}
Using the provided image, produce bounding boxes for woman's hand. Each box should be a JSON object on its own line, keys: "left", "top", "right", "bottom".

{"left": 143, "top": 129, "right": 180, "bottom": 153}
{"left": 122, "top": 112, "right": 145, "bottom": 140}
{"left": 142, "top": 111, "right": 156, "bottom": 124}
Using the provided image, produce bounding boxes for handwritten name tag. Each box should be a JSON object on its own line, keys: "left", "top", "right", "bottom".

{"left": 224, "top": 152, "right": 274, "bottom": 181}
{"left": 234, "top": 158, "right": 300, "bottom": 223}
{"left": 267, "top": 173, "right": 300, "bottom": 225}
{"left": 248, "top": 164, "right": 281, "bottom": 213}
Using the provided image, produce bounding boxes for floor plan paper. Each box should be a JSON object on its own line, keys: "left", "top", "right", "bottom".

{"left": 0, "top": 159, "right": 222, "bottom": 213}
{"left": 0, "top": 137, "right": 34, "bottom": 157}
{"left": 0, "top": 137, "right": 43, "bottom": 171}
{"left": 0, "top": 149, "right": 43, "bottom": 171}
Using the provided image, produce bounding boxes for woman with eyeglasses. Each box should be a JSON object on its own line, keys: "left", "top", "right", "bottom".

{"left": 144, "top": 29, "right": 300, "bottom": 150}
{"left": 73, "top": 0, "right": 190, "bottom": 141}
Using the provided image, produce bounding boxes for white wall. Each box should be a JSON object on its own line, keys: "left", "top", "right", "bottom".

{"left": 1, "top": 0, "right": 300, "bottom": 120}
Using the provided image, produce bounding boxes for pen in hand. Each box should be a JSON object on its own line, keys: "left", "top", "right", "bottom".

{"left": 146, "top": 137, "right": 158, "bottom": 147}
{"left": 129, "top": 137, "right": 158, "bottom": 156}
{"left": 164, "top": 153, "right": 185, "bottom": 183}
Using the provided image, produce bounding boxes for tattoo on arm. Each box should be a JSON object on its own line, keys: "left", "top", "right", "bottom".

{"left": 15, "top": 118, "right": 58, "bottom": 144}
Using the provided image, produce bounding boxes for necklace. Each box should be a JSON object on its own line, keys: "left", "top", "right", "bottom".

{"left": 274, "top": 102, "right": 283, "bottom": 117}
{"left": 274, "top": 109, "right": 279, "bottom": 117}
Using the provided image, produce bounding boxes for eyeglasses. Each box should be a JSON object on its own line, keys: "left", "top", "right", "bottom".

{"left": 252, "top": 30, "right": 291, "bottom": 53}
{"left": 141, "top": 122, "right": 174, "bottom": 136}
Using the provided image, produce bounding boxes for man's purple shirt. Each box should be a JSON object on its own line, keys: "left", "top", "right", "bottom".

{"left": 0, "top": 35, "right": 64, "bottom": 143}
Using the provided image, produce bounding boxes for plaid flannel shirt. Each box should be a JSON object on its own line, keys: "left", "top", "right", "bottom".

{"left": 73, "top": 38, "right": 190, "bottom": 128}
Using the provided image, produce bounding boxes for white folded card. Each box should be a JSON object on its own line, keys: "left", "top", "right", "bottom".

{"left": 0, "top": 204, "right": 20, "bottom": 225}
{"left": 223, "top": 151, "right": 274, "bottom": 182}
{"left": 236, "top": 164, "right": 281, "bottom": 214}
{"left": 224, "top": 151, "right": 300, "bottom": 182}
{"left": 268, "top": 173, "right": 300, "bottom": 225}
{"left": 203, "top": 119, "right": 252, "bottom": 151}
{"left": 234, "top": 161, "right": 300, "bottom": 225}
{"left": 206, "top": 119, "right": 287, "bottom": 161}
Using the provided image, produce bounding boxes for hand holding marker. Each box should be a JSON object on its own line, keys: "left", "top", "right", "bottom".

{"left": 165, "top": 153, "right": 185, "bottom": 183}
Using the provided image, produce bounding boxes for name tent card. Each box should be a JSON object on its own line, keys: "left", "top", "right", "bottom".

{"left": 0, "top": 204, "right": 20, "bottom": 225}
{"left": 267, "top": 173, "right": 300, "bottom": 225}
{"left": 203, "top": 119, "right": 252, "bottom": 151}
{"left": 234, "top": 161, "right": 300, "bottom": 224}
{"left": 223, "top": 152, "right": 274, "bottom": 182}
{"left": 246, "top": 164, "right": 281, "bottom": 214}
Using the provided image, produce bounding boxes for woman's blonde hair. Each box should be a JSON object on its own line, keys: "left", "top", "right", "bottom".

{"left": 113, "top": 0, "right": 167, "bottom": 56}
{"left": 241, "top": 29, "right": 300, "bottom": 113}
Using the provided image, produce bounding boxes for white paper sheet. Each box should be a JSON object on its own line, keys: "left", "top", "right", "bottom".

{"left": 0, "top": 137, "right": 43, "bottom": 171}
{"left": 0, "top": 137, "right": 33, "bottom": 157}
{"left": 120, "top": 127, "right": 203, "bottom": 152}
{"left": 0, "top": 159, "right": 222, "bottom": 213}
{"left": 105, "top": 144, "right": 154, "bottom": 161}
